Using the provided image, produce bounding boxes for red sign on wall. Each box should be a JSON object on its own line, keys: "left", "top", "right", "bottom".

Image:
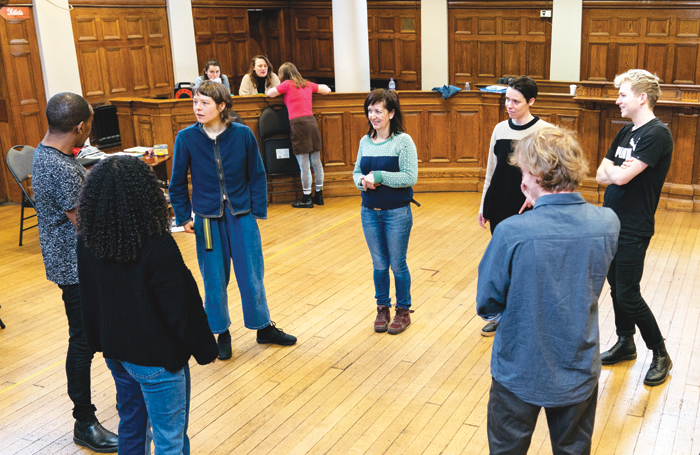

{"left": 0, "top": 7, "right": 30, "bottom": 20}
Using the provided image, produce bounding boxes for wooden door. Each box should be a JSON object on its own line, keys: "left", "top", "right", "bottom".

{"left": 0, "top": 6, "right": 48, "bottom": 203}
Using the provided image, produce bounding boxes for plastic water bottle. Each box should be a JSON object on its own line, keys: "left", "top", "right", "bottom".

{"left": 388, "top": 78, "right": 395, "bottom": 91}
{"left": 464, "top": 82, "right": 470, "bottom": 91}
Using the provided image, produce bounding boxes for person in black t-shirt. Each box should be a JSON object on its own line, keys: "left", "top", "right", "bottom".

{"left": 596, "top": 69, "right": 673, "bottom": 386}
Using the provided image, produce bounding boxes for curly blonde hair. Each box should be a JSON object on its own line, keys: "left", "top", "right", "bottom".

{"left": 510, "top": 126, "right": 588, "bottom": 192}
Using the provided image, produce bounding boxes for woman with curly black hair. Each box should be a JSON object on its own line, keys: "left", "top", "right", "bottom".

{"left": 77, "top": 155, "right": 218, "bottom": 454}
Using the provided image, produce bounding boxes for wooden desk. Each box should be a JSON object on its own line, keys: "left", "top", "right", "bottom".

{"left": 141, "top": 154, "right": 171, "bottom": 183}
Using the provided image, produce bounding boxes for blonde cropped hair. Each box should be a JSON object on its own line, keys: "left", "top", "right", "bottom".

{"left": 510, "top": 126, "right": 588, "bottom": 192}
{"left": 614, "top": 69, "right": 661, "bottom": 108}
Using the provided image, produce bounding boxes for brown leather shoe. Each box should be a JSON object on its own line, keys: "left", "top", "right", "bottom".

{"left": 388, "top": 308, "right": 414, "bottom": 335}
{"left": 374, "top": 305, "right": 391, "bottom": 333}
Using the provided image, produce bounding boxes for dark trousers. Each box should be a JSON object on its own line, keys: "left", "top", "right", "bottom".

{"left": 487, "top": 378, "right": 597, "bottom": 455}
{"left": 607, "top": 233, "right": 664, "bottom": 349}
{"left": 59, "top": 284, "right": 97, "bottom": 422}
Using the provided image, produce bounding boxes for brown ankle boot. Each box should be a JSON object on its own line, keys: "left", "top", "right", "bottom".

{"left": 388, "top": 308, "right": 414, "bottom": 335}
{"left": 374, "top": 305, "right": 391, "bottom": 333}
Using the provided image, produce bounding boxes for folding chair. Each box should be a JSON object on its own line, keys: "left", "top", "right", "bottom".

{"left": 6, "top": 145, "right": 38, "bottom": 246}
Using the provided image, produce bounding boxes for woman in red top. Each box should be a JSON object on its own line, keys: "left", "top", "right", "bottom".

{"left": 267, "top": 62, "right": 331, "bottom": 208}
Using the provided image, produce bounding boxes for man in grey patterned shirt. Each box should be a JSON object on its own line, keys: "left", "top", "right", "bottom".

{"left": 33, "top": 92, "right": 117, "bottom": 452}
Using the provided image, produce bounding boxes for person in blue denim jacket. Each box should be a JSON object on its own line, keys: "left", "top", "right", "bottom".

{"left": 353, "top": 89, "right": 418, "bottom": 335}
{"left": 169, "top": 81, "right": 296, "bottom": 361}
{"left": 477, "top": 127, "right": 619, "bottom": 455}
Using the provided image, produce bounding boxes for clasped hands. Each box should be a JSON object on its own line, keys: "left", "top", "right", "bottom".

{"left": 361, "top": 173, "right": 381, "bottom": 191}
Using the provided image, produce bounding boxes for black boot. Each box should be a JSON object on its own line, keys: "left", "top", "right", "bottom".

{"left": 292, "top": 194, "right": 314, "bottom": 208}
{"left": 601, "top": 335, "right": 637, "bottom": 365}
{"left": 217, "top": 330, "right": 232, "bottom": 360}
{"left": 74, "top": 420, "right": 118, "bottom": 453}
{"left": 644, "top": 343, "right": 672, "bottom": 386}
{"left": 312, "top": 190, "right": 324, "bottom": 206}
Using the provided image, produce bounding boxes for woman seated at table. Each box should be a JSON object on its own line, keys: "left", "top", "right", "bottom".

{"left": 239, "top": 55, "right": 280, "bottom": 96}
{"left": 194, "top": 58, "right": 230, "bottom": 92}
{"left": 77, "top": 155, "right": 218, "bottom": 454}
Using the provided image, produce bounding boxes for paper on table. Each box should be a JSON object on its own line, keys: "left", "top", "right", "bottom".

{"left": 123, "top": 146, "right": 153, "bottom": 154}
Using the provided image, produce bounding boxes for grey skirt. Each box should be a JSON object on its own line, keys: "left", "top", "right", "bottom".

{"left": 290, "top": 115, "right": 322, "bottom": 155}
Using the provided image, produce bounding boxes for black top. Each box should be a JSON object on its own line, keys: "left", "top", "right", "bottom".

{"left": 77, "top": 233, "right": 218, "bottom": 372}
{"left": 255, "top": 75, "right": 266, "bottom": 94}
{"left": 603, "top": 118, "right": 673, "bottom": 237}
{"left": 483, "top": 117, "right": 543, "bottom": 228}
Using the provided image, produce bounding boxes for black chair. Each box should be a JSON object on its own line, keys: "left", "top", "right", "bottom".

{"left": 6, "top": 145, "right": 38, "bottom": 246}
{"left": 258, "top": 105, "right": 299, "bottom": 175}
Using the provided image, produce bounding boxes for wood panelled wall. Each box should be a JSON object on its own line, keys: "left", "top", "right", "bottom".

{"left": 191, "top": 1, "right": 421, "bottom": 94}
{"left": 368, "top": 7, "right": 420, "bottom": 89}
{"left": 111, "top": 83, "right": 700, "bottom": 211}
{"left": 581, "top": 4, "right": 700, "bottom": 84}
{"left": 0, "top": 6, "right": 48, "bottom": 204}
{"left": 192, "top": 7, "right": 255, "bottom": 91}
{"left": 70, "top": 5, "right": 174, "bottom": 106}
{"left": 449, "top": 2, "right": 552, "bottom": 87}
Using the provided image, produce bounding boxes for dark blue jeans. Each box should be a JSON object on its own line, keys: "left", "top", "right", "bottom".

{"left": 105, "top": 359, "right": 151, "bottom": 454}
{"left": 487, "top": 378, "right": 597, "bottom": 455}
{"left": 106, "top": 359, "right": 191, "bottom": 455}
{"left": 58, "top": 284, "right": 97, "bottom": 422}
{"left": 361, "top": 205, "right": 413, "bottom": 309}
{"left": 607, "top": 233, "right": 664, "bottom": 350}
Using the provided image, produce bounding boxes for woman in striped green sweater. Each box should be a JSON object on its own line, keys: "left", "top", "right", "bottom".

{"left": 353, "top": 89, "right": 419, "bottom": 335}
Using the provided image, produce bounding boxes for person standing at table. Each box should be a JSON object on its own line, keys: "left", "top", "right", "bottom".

{"left": 353, "top": 89, "right": 418, "bottom": 335}
{"left": 194, "top": 58, "right": 230, "bottom": 92}
{"left": 32, "top": 92, "right": 118, "bottom": 453}
{"left": 477, "top": 75, "right": 551, "bottom": 337}
{"left": 478, "top": 127, "right": 619, "bottom": 455}
{"left": 169, "top": 80, "right": 296, "bottom": 362}
{"left": 239, "top": 55, "right": 280, "bottom": 96}
{"left": 596, "top": 69, "right": 673, "bottom": 386}
{"left": 266, "top": 62, "right": 331, "bottom": 208}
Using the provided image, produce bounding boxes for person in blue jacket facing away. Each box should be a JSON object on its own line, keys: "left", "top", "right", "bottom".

{"left": 169, "top": 80, "right": 296, "bottom": 360}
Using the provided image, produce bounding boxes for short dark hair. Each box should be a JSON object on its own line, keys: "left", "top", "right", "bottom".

{"left": 194, "top": 80, "right": 234, "bottom": 125}
{"left": 364, "top": 89, "right": 405, "bottom": 139}
{"left": 46, "top": 92, "right": 92, "bottom": 134}
{"left": 508, "top": 76, "right": 538, "bottom": 102}
{"left": 78, "top": 155, "right": 171, "bottom": 262}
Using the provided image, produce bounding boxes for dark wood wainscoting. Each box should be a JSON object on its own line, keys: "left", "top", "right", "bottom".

{"left": 112, "top": 86, "right": 700, "bottom": 211}
{"left": 581, "top": 3, "right": 700, "bottom": 84}
{"left": 449, "top": 2, "right": 552, "bottom": 87}
{"left": 70, "top": 5, "right": 174, "bottom": 106}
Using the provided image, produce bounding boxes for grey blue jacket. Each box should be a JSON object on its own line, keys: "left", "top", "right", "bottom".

{"left": 477, "top": 192, "right": 619, "bottom": 407}
{"left": 169, "top": 122, "right": 267, "bottom": 225}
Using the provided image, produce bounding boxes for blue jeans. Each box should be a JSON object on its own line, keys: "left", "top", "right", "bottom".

{"left": 361, "top": 205, "right": 413, "bottom": 309}
{"left": 107, "top": 359, "right": 191, "bottom": 455}
{"left": 195, "top": 211, "right": 271, "bottom": 332}
{"left": 105, "top": 359, "right": 151, "bottom": 454}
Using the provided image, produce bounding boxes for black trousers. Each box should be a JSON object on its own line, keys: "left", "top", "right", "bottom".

{"left": 58, "top": 284, "right": 97, "bottom": 422}
{"left": 487, "top": 378, "right": 597, "bottom": 455}
{"left": 607, "top": 232, "right": 664, "bottom": 350}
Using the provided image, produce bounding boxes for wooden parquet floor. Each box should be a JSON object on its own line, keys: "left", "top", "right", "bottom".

{"left": 0, "top": 192, "right": 699, "bottom": 454}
